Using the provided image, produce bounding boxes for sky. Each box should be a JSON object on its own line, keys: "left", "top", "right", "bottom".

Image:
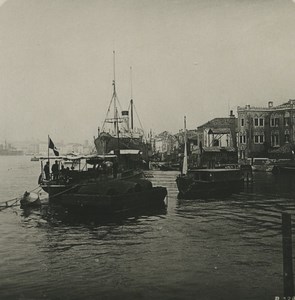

{"left": 1, "top": 0, "right": 295, "bottom": 143}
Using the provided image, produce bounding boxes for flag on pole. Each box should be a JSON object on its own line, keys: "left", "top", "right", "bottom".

{"left": 48, "top": 137, "right": 59, "bottom": 156}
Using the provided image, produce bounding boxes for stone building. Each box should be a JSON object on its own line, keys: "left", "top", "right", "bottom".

{"left": 237, "top": 99, "right": 295, "bottom": 159}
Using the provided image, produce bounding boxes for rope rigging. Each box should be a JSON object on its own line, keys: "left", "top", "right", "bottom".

{"left": 0, "top": 185, "right": 42, "bottom": 211}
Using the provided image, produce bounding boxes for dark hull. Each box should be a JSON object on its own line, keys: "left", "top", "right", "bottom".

{"left": 57, "top": 186, "right": 167, "bottom": 213}
{"left": 176, "top": 176, "right": 244, "bottom": 199}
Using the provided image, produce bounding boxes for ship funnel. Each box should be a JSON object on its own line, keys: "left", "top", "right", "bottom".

{"left": 121, "top": 110, "right": 129, "bottom": 132}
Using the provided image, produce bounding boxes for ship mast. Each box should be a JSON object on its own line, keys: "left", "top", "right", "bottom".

{"left": 130, "top": 67, "right": 134, "bottom": 131}
{"left": 113, "top": 51, "right": 119, "bottom": 136}
{"left": 102, "top": 51, "right": 123, "bottom": 138}
{"left": 182, "top": 116, "right": 188, "bottom": 175}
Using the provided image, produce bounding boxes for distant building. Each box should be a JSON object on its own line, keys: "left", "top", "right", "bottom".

{"left": 237, "top": 99, "right": 295, "bottom": 159}
{"left": 153, "top": 131, "right": 178, "bottom": 161}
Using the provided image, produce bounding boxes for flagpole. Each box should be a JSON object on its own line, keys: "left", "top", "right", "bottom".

{"left": 48, "top": 135, "right": 50, "bottom": 163}
{"left": 182, "top": 116, "right": 188, "bottom": 175}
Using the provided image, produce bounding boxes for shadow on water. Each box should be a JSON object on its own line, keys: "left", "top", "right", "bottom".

{"left": 20, "top": 202, "right": 167, "bottom": 227}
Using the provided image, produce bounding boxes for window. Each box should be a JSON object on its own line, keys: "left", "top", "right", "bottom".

{"left": 271, "top": 118, "right": 280, "bottom": 127}
{"left": 213, "top": 139, "right": 219, "bottom": 146}
{"left": 284, "top": 117, "right": 290, "bottom": 126}
{"left": 254, "top": 135, "right": 258, "bottom": 143}
{"left": 254, "top": 118, "right": 258, "bottom": 126}
{"left": 239, "top": 134, "right": 246, "bottom": 144}
{"left": 254, "top": 118, "right": 264, "bottom": 127}
{"left": 285, "top": 134, "right": 290, "bottom": 143}
{"left": 271, "top": 134, "right": 279, "bottom": 146}
{"left": 241, "top": 118, "right": 244, "bottom": 127}
{"left": 254, "top": 134, "right": 264, "bottom": 144}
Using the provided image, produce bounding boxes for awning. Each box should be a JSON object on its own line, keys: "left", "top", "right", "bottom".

{"left": 208, "top": 128, "right": 231, "bottom": 134}
{"left": 108, "top": 149, "right": 141, "bottom": 155}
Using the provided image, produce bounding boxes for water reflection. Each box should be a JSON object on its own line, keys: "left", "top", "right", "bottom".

{"left": 20, "top": 202, "right": 167, "bottom": 227}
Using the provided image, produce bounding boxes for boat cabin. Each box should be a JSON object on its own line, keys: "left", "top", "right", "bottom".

{"left": 39, "top": 154, "right": 118, "bottom": 184}
{"left": 38, "top": 149, "right": 144, "bottom": 186}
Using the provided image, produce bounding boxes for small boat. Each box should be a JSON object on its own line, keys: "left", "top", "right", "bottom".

{"left": 20, "top": 191, "right": 41, "bottom": 208}
{"left": 176, "top": 168, "right": 244, "bottom": 199}
{"left": 30, "top": 156, "right": 39, "bottom": 161}
{"left": 247, "top": 158, "right": 275, "bottom": 172}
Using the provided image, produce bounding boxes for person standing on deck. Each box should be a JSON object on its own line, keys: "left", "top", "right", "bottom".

{"left": 44, "top": 161, "right": 50, "bottom": 180}
{"left": 52, "top": 160, "right": 59, "bottom": 180}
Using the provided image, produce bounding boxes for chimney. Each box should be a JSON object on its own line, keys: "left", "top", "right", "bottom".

{"left": 229, "top": 110, "right": 235, "bottom": 118}
{"left": 268, "top": 101, "right": 273, "bottom": 108}
{"left": 245, "top": 104, "right": 250, "bottom": 110}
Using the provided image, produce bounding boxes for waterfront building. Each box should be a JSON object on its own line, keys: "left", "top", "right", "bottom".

{"left": 193, "top": 111, "right": 238, "bottom": 168}
{"left": 237, "top": 99, "right": 295, "bottom": 160}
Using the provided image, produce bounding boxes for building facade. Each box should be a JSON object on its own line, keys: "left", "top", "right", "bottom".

{"left": 237, "top": 100, "right": 295, "bottom": 159}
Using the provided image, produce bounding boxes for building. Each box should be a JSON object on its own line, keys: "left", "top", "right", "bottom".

{"left": 237, "top": 99, "right": 295, "bottom": 160}
{"left": 153, "top": 131, "right": 177, "bottom": 161}
{"left": 193, "top": 111, "right": 238, "bottom": 168}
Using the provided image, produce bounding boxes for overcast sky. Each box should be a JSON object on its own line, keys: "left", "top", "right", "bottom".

{"left": 1, "top": 0, "right": 295, "bottom": 143}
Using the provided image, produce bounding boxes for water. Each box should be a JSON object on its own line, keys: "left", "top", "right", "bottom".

{"left": 0, "top": 156, "right": 294, "bottom": 300}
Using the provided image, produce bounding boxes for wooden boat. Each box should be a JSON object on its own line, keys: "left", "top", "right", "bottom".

{"left": 176, "top": 168, "right": 244, "bottom": 199}
{"left": 246, "top": 158, "right": 275, "bottom": 172}
{"left": 20, "top": 191, "right": 41, "bottom": 208}
{"left": 38, "top": 154, "right": 167, "bottom": 210}
{"left": 30, "top": 156, "right": 39, "bottom": 161}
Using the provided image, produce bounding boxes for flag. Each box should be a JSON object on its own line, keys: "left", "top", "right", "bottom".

{"left": 48, "top": 137, "right": 59, "bottom": 156}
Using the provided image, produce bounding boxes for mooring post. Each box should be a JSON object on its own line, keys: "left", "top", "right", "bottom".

{"left": 282, "top": 212, "right": 294, "bottom": 298}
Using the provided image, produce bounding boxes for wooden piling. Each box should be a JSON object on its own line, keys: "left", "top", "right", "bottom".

{"left": 282, "top": 212, "right": 294, "bottom": 298}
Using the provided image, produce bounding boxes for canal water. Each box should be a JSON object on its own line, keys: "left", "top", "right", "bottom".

{"left": 0, "top": 156, "right": 294, "bottom": 300}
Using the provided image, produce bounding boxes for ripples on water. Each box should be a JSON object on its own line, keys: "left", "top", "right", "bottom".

{"left": 0, "top": 157, "right": 294, "bottom": 299}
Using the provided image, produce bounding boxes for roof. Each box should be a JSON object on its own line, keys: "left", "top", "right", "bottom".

{"left": 208, "top": 128, "right": 231, "bottom": 134}
{"left": 39, "top": 154, "right": 117, "bottom": 160}
{"left": 197, "top": 117, "right": 237, "bottom": 130}
{"left": 202, "top": 146, "right": 236, "bottom": 152}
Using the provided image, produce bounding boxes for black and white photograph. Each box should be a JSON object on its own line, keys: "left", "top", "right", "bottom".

{"left": 1, "top": 1, "right": 295, "bottom": 299}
